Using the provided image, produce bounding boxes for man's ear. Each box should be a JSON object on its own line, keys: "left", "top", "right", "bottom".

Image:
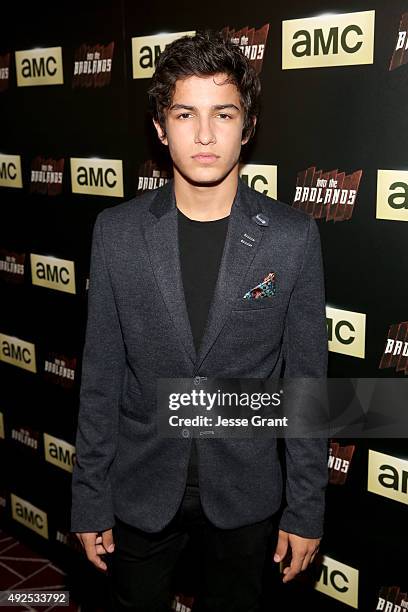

{"left": 153, "top": 118, "right": 168, "bottom": 146}
{"left": 241, "top": 116, "right": 257, "bottom": 145}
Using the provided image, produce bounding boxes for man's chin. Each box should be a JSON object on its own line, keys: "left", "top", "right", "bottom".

{"left": 175, "top": 165, "right": 236, "bottom": 188}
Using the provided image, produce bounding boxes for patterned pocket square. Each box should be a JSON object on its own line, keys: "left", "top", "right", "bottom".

{"left": 243, "top": 272, "right": 276, "bottom": 300}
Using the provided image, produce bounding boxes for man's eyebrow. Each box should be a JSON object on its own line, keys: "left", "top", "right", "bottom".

{"left": 168, "top": 103, "right": 240, "bottom": 112}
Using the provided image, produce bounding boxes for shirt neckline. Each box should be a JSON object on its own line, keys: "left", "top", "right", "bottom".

{"left": 177, "top": 207, "right": 230, "bottom": 224}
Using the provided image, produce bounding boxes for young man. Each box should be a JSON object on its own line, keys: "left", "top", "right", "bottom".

{"left": 71, "top": 30, "right": 329, "bottom": 611}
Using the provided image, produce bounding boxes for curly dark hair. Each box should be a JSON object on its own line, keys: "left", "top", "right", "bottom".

{"left": 147, "top": 29, "right": 261, "bottom": 142}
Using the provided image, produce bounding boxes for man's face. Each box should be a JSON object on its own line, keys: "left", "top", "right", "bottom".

{"left": 153, "top": 73, "right": 254, "bottom": 185}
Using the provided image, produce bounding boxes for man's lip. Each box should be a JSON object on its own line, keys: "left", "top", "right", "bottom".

{"left": 192, "top": 154, "right": 219, "bottom": 158}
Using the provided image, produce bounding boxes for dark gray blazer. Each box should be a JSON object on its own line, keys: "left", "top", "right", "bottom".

{"left": 70, "top": 177, "right": 329, "bottom": 538}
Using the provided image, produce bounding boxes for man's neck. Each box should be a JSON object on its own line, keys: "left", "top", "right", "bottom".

{"left": 174, "top": 167, "right": 239, "bottom": 221}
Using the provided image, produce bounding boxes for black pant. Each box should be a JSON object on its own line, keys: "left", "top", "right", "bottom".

{"left": 107, "top": 485, "right": 276, "bottom": 612}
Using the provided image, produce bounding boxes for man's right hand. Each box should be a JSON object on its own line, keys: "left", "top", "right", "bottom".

{"left": 75, "top": 529, "right": 115, "bottom": 572}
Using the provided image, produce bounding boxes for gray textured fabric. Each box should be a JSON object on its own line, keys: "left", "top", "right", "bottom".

{"left": 70, "top": 177, "right": 329, "bottom": 538}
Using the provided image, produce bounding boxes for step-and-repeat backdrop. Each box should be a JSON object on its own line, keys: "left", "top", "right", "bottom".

{"left": 0, "top": 1, "right": 407, "bottom": 610}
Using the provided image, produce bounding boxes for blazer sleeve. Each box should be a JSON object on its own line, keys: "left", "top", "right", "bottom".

{"left": 70, "top": 210, "right": 126, "bottom": 533}
{"left": 278, "top": 216, "right": 329, "bottom": 539}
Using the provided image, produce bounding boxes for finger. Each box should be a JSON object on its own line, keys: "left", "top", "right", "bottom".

{"left": 309, "top": 549, "right": 319, "bottom": 564}
{"left": 82, "top": 540, "right": 107, "bottom": 572}
{"left": 300, "top": 552, "right": 313, "bottom": 572}
{"left": 282, "top": 554, "right": 306, "bottom": 583}
{"left": 274, "top": 531, "right": 288, "bottom": 562}
{"left": 89, "top": 554, "right": 108, "bottom": 572}
{"left": 96, "top": 544, "right": 109, "bottom": 555}
{"left": 83, "top": 545, "right": 107, "bottom": 571}
{"left": 102, "top": 529, "right": 115, "bottom": 553}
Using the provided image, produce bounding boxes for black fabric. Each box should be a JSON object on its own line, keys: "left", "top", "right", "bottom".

{"left": 177, "top": 206, "right": 230, "bottom": 488}
{"left": 108, "top": 486, "right": 276, "bottom": 611}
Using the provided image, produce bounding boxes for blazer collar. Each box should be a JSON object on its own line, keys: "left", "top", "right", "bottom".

{"left": 148, "top": 176, "right": 261, "bottom": 221}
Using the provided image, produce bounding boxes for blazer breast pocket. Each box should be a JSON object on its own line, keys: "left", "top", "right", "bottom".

{"left": 231, "top": 291, "right": 287, "bottom": 312}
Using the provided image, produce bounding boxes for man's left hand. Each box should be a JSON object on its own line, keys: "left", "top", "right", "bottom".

{"left": 273, "top": 529, "right": 321, "bottom": 583}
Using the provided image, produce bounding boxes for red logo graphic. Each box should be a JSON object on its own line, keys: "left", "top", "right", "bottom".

{"left": 389, "top": 13, "right": 408, "bottom": 71}
{"left": 293, "top": 166, "right": 363, "bottom": 222}
{"left": 0, "top": 249, "right": 25, "bottom": 283}
{"left": 137, "top": 160, "right": 172, "bottom": 193}
{"left": 72, "top": 42, "right": 114, "bottom": 88}
{"left": 43, "top": 352, "right": 77, "bottom": 390}
{"left": 220, "top": 24, "right": 270, "bottom": 74}
{"left": 171, "top": 594, "right": 194, "bottom": 611}
{"left": 0, "top": 53, "right": 10, "bottom": 92}
{"left": 30, "top": 156, "right": 64, "bottom": 196}
{"left": 11, "top": 426, "right": 40, "bottom": 451}
{"left": 379, "top": 322, "right": 408, "bottom": 375}
{"left": 375, "top": 586, "right": 408, "bottom": 611}
{"left": 328, "top": 441, "right": 355, "bottom": 485}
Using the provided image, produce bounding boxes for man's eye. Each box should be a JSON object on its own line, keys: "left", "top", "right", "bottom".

{"left": 176, "top": 113, "right": 232, "bottom": 120}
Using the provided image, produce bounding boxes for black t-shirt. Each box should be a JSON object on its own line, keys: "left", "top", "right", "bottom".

{"left": 177, "top": 206, "right": 230, "bottom": 487}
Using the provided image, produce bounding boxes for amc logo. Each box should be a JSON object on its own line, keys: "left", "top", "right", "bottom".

{"left": 44, "top": 433, "right": 76, "bottom": 473}
{"left": 30, "top": 254, "right": 76, "bottom": 294}
{"left": 11, "top": 494, "right": 48, "bottom": 539}
{"left": 368, "top": 449, "right": 408, "bottom": 506}
{"left": 315, "top": 555, "right": 359, "bottom": 608}
{"left": 0, "top": 333, "right": 36, "bottom": 373}
{"left": 376, "top": 170, "right": 408, "bottom": 222}
{"left": 15, "top": 47, "right": 63, "bottom": 87}
{"left": 0, "top": 154, "right": 23, "bottom": 188}
{"left": 70, "top": 158, "right": 123, "bottom": 197}
{"left": 326, "top": 306, "right": 366, "bottom": 359}
{"left": 282, "top": 10, "right": 375, "bottom": 69}
{"left": 239, "top": 164, "right": 277, "bottom": 199}
{"left": 131, "top": 31, "right": 195, "bottom": 79}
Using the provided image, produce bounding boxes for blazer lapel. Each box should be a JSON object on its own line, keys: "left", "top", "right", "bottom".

{"left": 143, "top": 177, "right": 267, "bottom": 371}
{"left": 143, "top": 180, "right": 197, "bottom": 364}
{"left": 194, "top": 181, "right": 265, "bottom": 372}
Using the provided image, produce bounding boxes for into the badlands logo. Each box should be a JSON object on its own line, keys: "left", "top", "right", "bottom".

{"left": 389, "top": 12, "right": 408, "bottom": 71}
{"left": 11, "top": 426, "right": 39, "bottom": 451}
{"left": 30, "top": 156, "right": 64, "bottom": 195}
{"left": 379, "top": 322, "right": 408, "bottom": 375}
{"left": 0, "top": 53, "right": 10, "bottom": 92}
{"left": 171, "top": 594, "right": 194, "bottom": 611}
{"left": 43, "top": 352, "right": 77, "bottom": 390}
{"left": 73, "top": 42, "right": 114, "bottom": 87}
{"left": 375, "top": 585, "right": 408, "bottom": 611}
{"left": 137, "top": 160, "right": 171, "bottom": 193}
{"left": 293, "top": 166, "right": 363, "bottom": 221}
{"left": 328, "top": 442, "right": 355, "bottom": 485}
{"left": 220, "top": 25, "right": 269, "bottom": 74}
{"left": 0, "top": 249, "right": 25, "bottom": 283}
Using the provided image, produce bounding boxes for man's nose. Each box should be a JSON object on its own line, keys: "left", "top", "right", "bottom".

{"left": 195, "top": 118, "right": 216, "bottom": 145}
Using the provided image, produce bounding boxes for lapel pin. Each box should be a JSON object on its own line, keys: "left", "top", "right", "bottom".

{"left": 252, "top": 213, "right": 269, "bottom": 226}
